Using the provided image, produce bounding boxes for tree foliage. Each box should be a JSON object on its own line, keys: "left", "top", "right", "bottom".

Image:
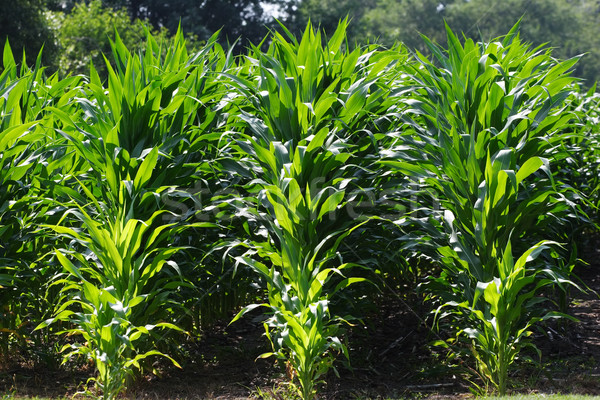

{"left": 100, "top": 0, "right": 285, "bottom": 48}
{"left": 284, "top": 0, "right": 377, "bottom": 41}
{"left": 50, "top": 0, "right": 169, "bottom": 78}
{"left": 361, "top": 0, "right": 450, "bottom": 53}
{"left": 2, "top": 0, "right": 600, "bottom": 84}
{"left": 291, "top": 0, "right": 600, "bottom": 86}
{"left": 0, "top": 0, "right": 58, "bottom": 70}
{"left": 444, "top": 0, "right": 586, "bottom": 79}
{"left": 51, "top": 0, "right": 143, "bottom": 77}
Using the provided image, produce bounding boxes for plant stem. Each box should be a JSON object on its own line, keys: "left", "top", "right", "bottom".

{"left": 498, "top": 343, "right": 507, "bottom": 396}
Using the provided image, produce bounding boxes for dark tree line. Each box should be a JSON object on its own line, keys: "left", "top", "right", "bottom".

{"left": 2, "top": 0, "right": 600, "bottom": 86}
{"left": 97, "top": 0, "right": 282, "bottom": 46}
{"left": 0, "top": 0, "right": 58, "bottom": 68}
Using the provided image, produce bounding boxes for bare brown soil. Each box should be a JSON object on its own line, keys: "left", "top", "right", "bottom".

{"left": 2, "top": 239, "right": 599, "bottom": 399}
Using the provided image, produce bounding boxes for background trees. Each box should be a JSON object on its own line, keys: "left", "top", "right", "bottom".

{"left": 283, "top": 0, "right": 377, "bottom": 43}
{"left": 99, "top": 0, "right": 284, "bottom": 48}
{"left": 361, "top": 0, "right": 450, "bottom": 53}
{"left": 2, "top": 1, "right": 600, "bottom": 85}
{"left": 288, "top": 0, "right": 600, "bottom": 86}
{"left": 50, "top": 0, "right": 154, "bottom": 77}
{"left": 444, "top": 0, "right": 591, "bottom": 82}
{"left": 0, "top": 0, "right": 59, "bottom": 70}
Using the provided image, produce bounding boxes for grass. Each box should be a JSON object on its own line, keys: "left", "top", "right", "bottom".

{"left": 485, "top": 396, "right": 600, "bottom": 400}
{"left": 6, "top": 394, "right": 600, "bottom": 399}
{"left": 1, "top": 396, "right": 66, "bottom": 400}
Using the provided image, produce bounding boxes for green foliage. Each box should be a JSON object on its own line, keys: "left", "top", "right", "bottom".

{"left": 0, "top": 42, "right": 82, "bottom": 364}
{"left": 382, "top": 23, "right": 584, "bottom": 394}
{"left": 0, "top": 0, "right": 59, "bottom": 71}
{"left": 28, "top": 27, "right": 227, "bottom": 399}
{"left": 0, "top": 17, "right": 596, "bottom": 399}
{"left": 291, "top": 0, "right": 600, "bottom": 86}
{"left": 445, "top": 0, "right": 580, "bottom": 46}
{"left": 49, "top": 0, "right": 166, "bottom": 79}
{"left": 227, "top": 21, "right": 402, "bottom": 399}
{"left": 37, "top": 200, "right": 185, "bottom": 400}
{"left": 443, "top": 0, "right": 592, "bottom": 84}
{"left": 453, "top": 240, "right": 577, "bottom": 394}
{"left": 361, "top": 0, "right": 449, "bottom": 54}
{"left": 284, "top": 0, "right": 377, "bottom": 42}
{"left": 563, "top": 87, "right": 600, "bottom": 230}
{"left": 100, "top": 0, "right": 286, "bottom": 50}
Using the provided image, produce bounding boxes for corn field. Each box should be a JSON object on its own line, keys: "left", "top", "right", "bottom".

{"left": 0, "top": 21, "right": 599, "bottom": 399}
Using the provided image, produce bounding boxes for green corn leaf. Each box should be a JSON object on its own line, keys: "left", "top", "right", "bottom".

{"left": 55, "top": 249, "right": 83, "bottom": 280}
{"left": 317, "top": 190, "right": 345, "bottom": 221}
{"left": 516, "top": 157, "right": 543, "bottom": 184}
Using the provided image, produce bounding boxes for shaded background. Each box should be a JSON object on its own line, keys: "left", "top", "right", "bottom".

{"left": 2, "top": 0, "right": 599, "bottom": 85}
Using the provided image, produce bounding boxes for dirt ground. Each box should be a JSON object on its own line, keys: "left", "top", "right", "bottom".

{"left": 1, "top": 238, "right": 599, "bottom": 399}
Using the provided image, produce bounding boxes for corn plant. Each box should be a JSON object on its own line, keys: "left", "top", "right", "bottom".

{"left": 0, "top": 43, "right": 39, "bottom": 359}
{"left": 37, "top": 144, "right": 191, "bottom": 399}
{"left": 382, "top": 23, "right": 583, "bottom": 394}
{"left": 562, "top": 86, "right": 600, "bottom": 232}
{"left": 225, "top": 21, "right": 402, "bottom": 399}
{"left": 0, "top": 42, "right": 83, "bottom": 363}
{"left": 36, "top": 182, "right": 187, "bottom": 399}
{"left": 434, "top": 156, "right": 581, "bottom": 393}
{"left": 452, "top": 239, "right": 579, "bottom": 394}
{"left": 35, "top": 29, "right": 224, "bottom": 397}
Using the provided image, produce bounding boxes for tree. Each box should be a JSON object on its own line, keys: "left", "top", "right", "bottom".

{"left": 284, "top": 0, "right": 377, "bottom": 40}
{"left": 46, "top": 0, "right": 77, "bottom": 12}
{"left": 51, "top": 0, "right": 161, "bottom": 78}
{"left": 355, "top": 0, "right": 599, "bottom": 85}
{"left": 0, "top": 0, "right": 58, "bottom": 70}
{"left": 98, "top": 0, "right": 287, "bottom": 49}
{"left": 444, "top": 0, "right": 593, "bottom": 84}
{"left": 361, "top": 0, "right": 453, "bottom": 52}
{"left": 446, "top": 0, "right": 581, "bottom": 54}
{"left": 577, "top": 1, "right": 600, "bottom": 86}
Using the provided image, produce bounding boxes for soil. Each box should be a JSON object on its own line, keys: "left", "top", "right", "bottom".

{"left": 1, "top": 238, "right": 599, "bottom": 400}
